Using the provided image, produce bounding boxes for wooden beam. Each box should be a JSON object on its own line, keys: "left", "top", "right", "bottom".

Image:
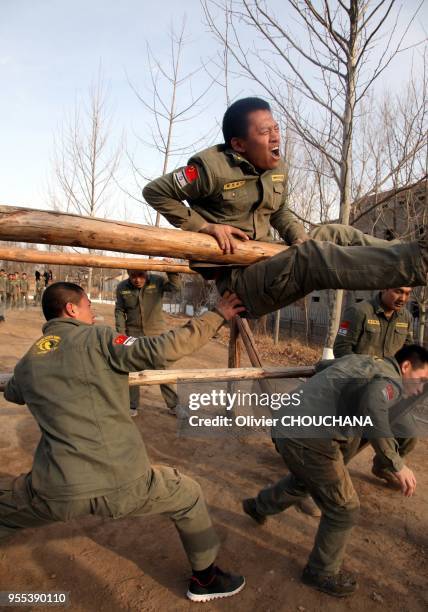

{"left": 0, "top": 366, "right": 315, "bottom": 392}
{"left": 0, "top": 246, "right": 194, "bottom": 273}
{"left": 0, "top": 205, "right": 286, "bottom": 265}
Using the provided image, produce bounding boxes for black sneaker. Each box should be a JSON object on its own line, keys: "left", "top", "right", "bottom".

{"left": 242, "top": 498, "right": 267, "bottom": 525}
{"left": 302, "top": 565, "right": 357, "bottom": 597}
{"left": 187, "top": 566, "right": 245, "bottom": 602}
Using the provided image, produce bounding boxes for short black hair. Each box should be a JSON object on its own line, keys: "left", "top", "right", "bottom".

{"left": 395, "top": 344, "right": 428, "bottom": 369}
{"left": 222, "top": 97, "right": 271, "bottom": 147}
{"left": 42, "top": 282, "right": 85, "bottom": 321}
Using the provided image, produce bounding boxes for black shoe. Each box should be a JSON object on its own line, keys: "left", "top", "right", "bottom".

{"left": 242, "top": 498, "right": 266, "bottom": 525}
{"left": 302, "top": 566, "right": 357, "bottom": 597}
{"left": 187, "top": 566, "right": 245, "bottom": 602}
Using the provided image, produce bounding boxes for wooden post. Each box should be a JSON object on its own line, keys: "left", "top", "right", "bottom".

{"left": 0, "top": 205, "right": 286, "bottom": 265}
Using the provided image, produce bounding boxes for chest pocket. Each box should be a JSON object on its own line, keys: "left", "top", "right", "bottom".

{"left": 394, "top": 324, "right": 409, "bottom": 336}
{"left": 221, "top": 185, "right": 248, "bottom": 209}
{"left": 272, "top": 183, "right": 284, "bottom": 210}
{"left": 122, "top": 292, "right": 139, "bottom": 309}
{"left": 365, "top": 319, "right": 380, "bottom": 334}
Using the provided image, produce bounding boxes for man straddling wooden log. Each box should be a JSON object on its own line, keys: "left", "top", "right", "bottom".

{"left": 143, "top": 97, "right": 427, "bottom": 318}
{"left": 1, "top": 282, "right": 246, "bottom": 602}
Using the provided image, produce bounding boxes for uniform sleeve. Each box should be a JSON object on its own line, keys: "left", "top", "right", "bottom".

{"left": 360, "top": 378, "right": 404, "bottom": 472}
{"left": 143, "top": 163, "right": 215, "bottom": 232}
{"left": 163, "top": 272, "right": 181, "bottom": 293}
{"left": 4, "top": 375, "right": 25, "bottom": 405}
{"left": 114, "top": 286, "right": 127, "bottom": 333}
{"left": 101, "top": 311, "right": 225, "bottom": 373}
{"left": 270, "top": 200, "right": 307, "bottom": 244}
{"left": 333, "top": 306, "right": 366, "bottom": 358}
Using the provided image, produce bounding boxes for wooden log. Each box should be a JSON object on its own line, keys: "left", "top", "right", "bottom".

{"left": 0, "top": 246, "right": 194, "bottom": 273}
{"left": 0, "top": 205, "right": 286, "bottom": 265}
{"left": 0, "top": 366, "right": 315, "bottom": 392}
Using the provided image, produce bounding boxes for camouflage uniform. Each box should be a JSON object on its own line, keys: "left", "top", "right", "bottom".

{"left": 143, "top": 146, "right": 427, "bottom": 316}
{"left": 115, "top": 272, "right": 181, "bottom": 411}
{"left": 334, "top": 293, "right": 416, "bottom": 473}
{"left": 251, "top": 354, "right": 409, "bottom": 576}
{"left": 1, "top": 310, "right": 224, "bottom": 570}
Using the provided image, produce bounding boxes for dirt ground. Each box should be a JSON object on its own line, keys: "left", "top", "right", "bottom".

{"left": 0, "top": 305, "right": 426, "bottom": 612}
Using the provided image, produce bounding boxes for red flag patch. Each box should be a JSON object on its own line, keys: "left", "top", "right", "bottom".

{"left": 114, "top": 334, "right": 128, "bottom": 345}
{"left": 382, "top": 383, "right": 395, "bottom": 401}
{"left": 184, "top": 165, "right": 198, "bottom": 182}
{"left": 338, "top": 321, "right": 349, "bottom": 336}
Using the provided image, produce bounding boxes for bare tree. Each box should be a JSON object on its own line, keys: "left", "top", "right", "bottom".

{"left": 203, "top": 0, "right": 424, "bottom": 354}
{"left": 124, "top": 19, "right": 219, "bottom": 227}
{"left": 53, "top": 69, "right": 122, "bottom": 295}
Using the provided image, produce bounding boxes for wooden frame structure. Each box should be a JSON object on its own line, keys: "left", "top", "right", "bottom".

{"left": 0, "top": 205, "right": 312, "bottom": 393}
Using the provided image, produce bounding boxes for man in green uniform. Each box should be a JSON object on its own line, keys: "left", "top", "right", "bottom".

{"left": 34, "top": 277, "right": 43, "bottom": 306}
{"left": 143, "top": 97, "right": 427, "bottom": 317}
{"left": 19, "top": 272, "right": 30, "bottom": 309}
{"left": 10, "top": 273, "right": 20, "bottom": 310}
{"left": 1, "top": 282, "right": 245, "bottom": 602}
{"left": 242, "top": 344, "right": 428, "bottom": 597}
{"left": 115, "top": 266, "right": 181, "bottom": 416}
{"left": 5, "top": 273, "right": 13, "bottom": 309}
{"left": 334, "top": 287, "right": 416, "bottom": 484}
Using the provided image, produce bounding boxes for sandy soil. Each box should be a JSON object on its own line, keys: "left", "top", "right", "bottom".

{"left": 0, "top": 305, "right": 426, "bottom": 612}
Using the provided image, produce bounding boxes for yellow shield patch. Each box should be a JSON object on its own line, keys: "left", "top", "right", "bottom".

{"left": 34, "top": 335, "right": 61, "bottom": 355}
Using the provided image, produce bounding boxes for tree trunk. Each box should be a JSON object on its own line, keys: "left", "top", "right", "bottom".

{"left": 0, "top": 205, "right": 285, "bottom": 265}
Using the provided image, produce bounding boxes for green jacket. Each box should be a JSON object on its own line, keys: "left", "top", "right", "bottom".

{"left": 115, "top": 272, "right": 181, "bottom": 335}
{"left": 4, "top": 311, "right": 224, "bottom": 499}
{"left": 0, "top": 276, "right": 6, "bottom": 292}
{"left": 334, "top": 293, "right": 413, "bottom": 359}
{"left": 10, "top": 279, "right": 20, "bottom": 296}
{"left": 143, "top": 145, "right": 306, "bottom": 245}
{"left": 20, "top": 279, "right": 29, "bottom": 292}
{"left": 274, "top": 354, "right": 407, "bottom": 472}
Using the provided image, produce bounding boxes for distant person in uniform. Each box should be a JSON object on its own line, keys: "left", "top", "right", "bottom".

{"left": 1, "top": 282, "right": 246, "bottom": 603}
{"left": 34, "top": 277, "right": 44, "bottom": 307}
{"left": 115, "top": 265, "right": 181, "bottom": 416}
{"left": 19, "top": 272, "right": 30, "bottom": 309}
{"left": 334, "top": 287, "right": 417, "bottom": 485}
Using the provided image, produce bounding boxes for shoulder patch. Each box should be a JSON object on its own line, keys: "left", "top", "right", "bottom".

{"left": 271, "top": 174, "right": 284, "bottom": 182}
{"left": 34, "top": 335, "right": 61, "bottom": 355}
{"left": 114, "top": 334, "right": 128, "bottom": 345}
{"left": 174, "top": 165, "right": 199, "bottom": 189}
{"left": 223, "top": 180, "right": 246, "bottom": 191}
{"left": 381, "top": 383, "right": 395, "bottom": 402}
{"left": 338, "top": 321, "right": 349, "bottom": 336}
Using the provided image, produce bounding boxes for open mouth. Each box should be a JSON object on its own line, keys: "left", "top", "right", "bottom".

{"left": 271, "top": 147, "right": 281, "bottom": 159}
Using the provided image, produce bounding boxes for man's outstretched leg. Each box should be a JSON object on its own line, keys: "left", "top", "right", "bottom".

{"left": 220, "top": 237, "right": 427, "bottom": 317}
{"left": 129, "top": 465, "right": 245, "bottom": 603}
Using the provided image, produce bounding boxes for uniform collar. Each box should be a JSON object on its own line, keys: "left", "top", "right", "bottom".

{"left": 42, "top": 317, "right": 90, "bottom": 334}
{"left": 383, "top": 356, "right": 402, "bottom": 378}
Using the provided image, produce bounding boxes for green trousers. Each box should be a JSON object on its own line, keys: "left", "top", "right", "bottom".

{"left": 129, "top": 382, "right": 177, "bottom": 411}
{"left": 254, "top": 437, "right": 361, "bottom": 575}
{"left": 0, "top": 468, "right": 219, "bottom": 571}
{"left": 217, "top": 224, "right": 426, "bottom": 317}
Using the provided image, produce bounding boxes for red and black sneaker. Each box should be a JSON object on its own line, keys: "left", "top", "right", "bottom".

{"left": 186, "top": 566, "right": 245, "bottom": 602}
